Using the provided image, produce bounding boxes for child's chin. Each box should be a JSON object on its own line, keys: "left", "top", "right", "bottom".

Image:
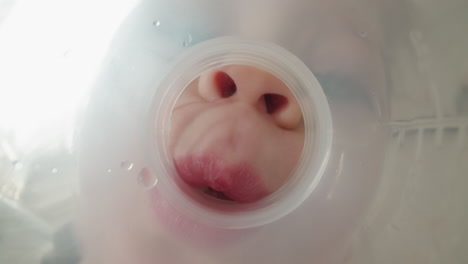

{"left": 147, "top": 187, "right": 257, "bottom": 248}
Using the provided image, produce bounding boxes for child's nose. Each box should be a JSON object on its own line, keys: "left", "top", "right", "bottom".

{"left": 197, "top": 65, "right": 303, "bottom": 130}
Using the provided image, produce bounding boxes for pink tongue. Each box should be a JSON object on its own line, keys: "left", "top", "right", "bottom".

{"left": 174, "top": 155, "right": 269, "bottom": 203}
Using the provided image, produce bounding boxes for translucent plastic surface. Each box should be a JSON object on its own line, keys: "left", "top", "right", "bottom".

{"left": 0, "top": 0, "right": 467, "bottom": 264}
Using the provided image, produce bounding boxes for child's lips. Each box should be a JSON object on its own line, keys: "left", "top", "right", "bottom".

{"left": 174, "top": 154, "right": 270, "bottom": 203}
{"left": 146, "top": 154, "right": 266, "bottom": 247}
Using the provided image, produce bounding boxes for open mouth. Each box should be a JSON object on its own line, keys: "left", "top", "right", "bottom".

{"left": 202, "top": 187, "right": 235, "bottom": 201}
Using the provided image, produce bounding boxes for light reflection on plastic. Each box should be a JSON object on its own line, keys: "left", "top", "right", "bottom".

{"left": 0, "top": 0, "right": 140, "bottom": 153}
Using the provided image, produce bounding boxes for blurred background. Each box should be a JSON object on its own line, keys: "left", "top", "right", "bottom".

{"left": 0, "top": 0, "right": 467, "bottom": 263}
{"left": 0, "top": 0, "right": 139, "bottom": 262}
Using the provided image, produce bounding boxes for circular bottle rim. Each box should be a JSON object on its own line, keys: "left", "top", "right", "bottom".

{"left": 148, "top": 36, "right": 333, "bottom": 229}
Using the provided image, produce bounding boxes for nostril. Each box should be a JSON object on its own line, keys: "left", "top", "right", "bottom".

{"left": 215, "top": 71, "right": 237, "bottom": 98}
{"left": 263, "top": 93, "right": 288, "bottom": 114}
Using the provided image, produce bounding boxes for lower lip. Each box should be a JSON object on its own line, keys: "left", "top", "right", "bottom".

{"left": 147, "top": 154, "right": 266, "bottom": 246}
{"left": 174, "top": 154, "right": 270, "bottom": 203}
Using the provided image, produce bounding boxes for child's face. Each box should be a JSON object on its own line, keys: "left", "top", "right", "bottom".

{"left": 77, "top": 3, "right": 386, "bottom": 262}
{"left": 169, "top": 65, "right": 305, "bottom": 202}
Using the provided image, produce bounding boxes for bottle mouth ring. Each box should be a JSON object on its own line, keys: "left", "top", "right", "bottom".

{"left": 148, "top": 37, "right": 332, "bottom": 229}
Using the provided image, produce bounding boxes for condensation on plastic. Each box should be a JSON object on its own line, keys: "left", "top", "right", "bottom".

{"left": 0, "top": 0, "right": 467, "bottom": 264}
{"left": 77, "top": 1, "right": 387, "bottom": 263}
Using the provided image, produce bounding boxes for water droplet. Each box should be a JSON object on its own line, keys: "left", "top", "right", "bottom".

{"left": 153, "top": 20, "right": 160, "bottom": 27}
{"left": 182, "top": 34, "right": 193, "bottom": 48}
{"left": 359, "top": 31, "right": 368, "bottom": 38}
{"left": 51, "top": 168, "right": 58, "bottom": 174}
{"left": 137, "top": 168, "right": 158, "bottom": 190}
{"left": 120, "top": 161, "right": 134, "bottom": 171}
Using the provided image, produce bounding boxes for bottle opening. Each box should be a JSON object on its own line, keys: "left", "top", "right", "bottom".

{"left": 148, "top": 37, "right": 332, "bottom": 229}
{"left": 170, "top": 64, "right": 305, "bottom": 204}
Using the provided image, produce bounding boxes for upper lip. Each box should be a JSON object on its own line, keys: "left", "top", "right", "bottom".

{"left": 174, "top": 154, "right": 269, "bottom": 203}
